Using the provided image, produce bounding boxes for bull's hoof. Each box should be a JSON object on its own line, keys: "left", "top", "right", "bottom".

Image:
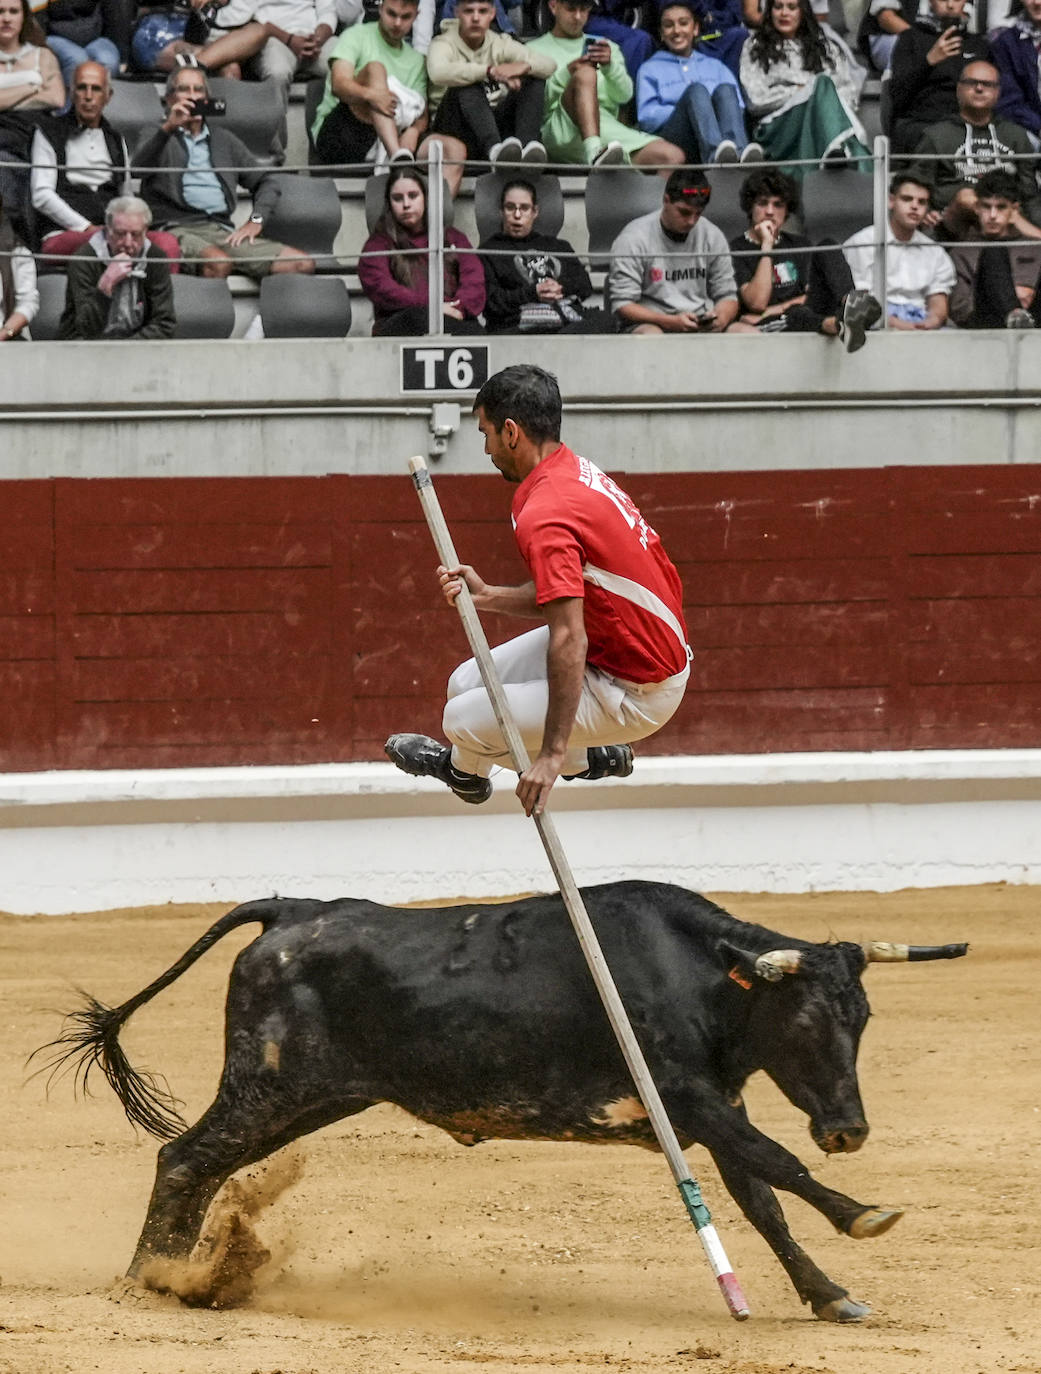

{"left": 848, "top": 1207, "right": 903, "bottom": 1239}
{"left": 814, "top": 1296, "right": 871, "bottom": 1323}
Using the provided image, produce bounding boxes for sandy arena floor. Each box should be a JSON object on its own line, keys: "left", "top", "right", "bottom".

{"left": 1, "top": 884, "right": 1039, "bottom": 1374}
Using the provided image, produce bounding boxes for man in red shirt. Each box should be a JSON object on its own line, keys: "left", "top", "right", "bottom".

{"left": 387, "top": 364, "right": 690, "bottom": 817}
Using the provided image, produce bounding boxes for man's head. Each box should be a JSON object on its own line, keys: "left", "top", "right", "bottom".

{"left": 377, "top": 0, "right": 419, "bottom": 46}
{"left": 104, "top": 195, "right": 152, "bottom": 258}
{"left": 472, "top": 365, "right": 562, "bottom": 482}
{"left": 165, "top": 65, "right": 209, "bottom": 132}
{"left": 661, "top": 167, "right": 711, "bottom": 235}
{"left": 659, "top": 2, "right": 699, "bottom": 57}
{"left": 975, "top": 169, "right": 1021, "bottom": 236}
{"left": 740, "top": 167, "right": 799, "bottom": 230}
{"left": 928, "top": 0, "right": 968, "bottom": 24}
{"left": 500, "top": 179, "right": 539, "bottom": 239}
{"left": 72, "top": 61, "right": 111, "bottom": 128}
{"left": 957, "top": 60, "right": 1001, "bottom": 121}
{"left": 455, "top": 0, "right": 496, "bottom": 47}
{"left": 548, "top": 0, "right": 596, "bottom": 39}
{"left": 888, "top": 175, "right": 932, "bottom": 235}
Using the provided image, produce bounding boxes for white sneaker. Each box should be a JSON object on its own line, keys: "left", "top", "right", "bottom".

{"left": 712, "top": 139, "right": 739, "bottom": 164}
{"left": 740, "top": 141, "right": 764, "bottom": 164}
{"left": 490, "top": 137, "right": 523, "bottom": 166}
{"left": 591, "top": 140, "right": 624, "bottom": 168}
{"left": 389, "top": 147, "right": 415, "bottom": 164}
{"left": 521, "top": 140, "right": 547, "bottom": 166}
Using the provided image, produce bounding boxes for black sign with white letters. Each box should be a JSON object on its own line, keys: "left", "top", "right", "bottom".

{"left": 401, "top": 345, "right": 489, "bottom": 393}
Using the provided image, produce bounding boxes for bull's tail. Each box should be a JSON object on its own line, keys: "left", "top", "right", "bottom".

{"left": 29, "top": 900, "right": 282, "bottom": 1142}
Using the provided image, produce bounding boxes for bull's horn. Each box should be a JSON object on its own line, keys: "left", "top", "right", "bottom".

{"left": 755, "top": 949, "right": 803, "bottom": 982}
{"left": 863, "top": 941, "right": 969, "bottom": 963}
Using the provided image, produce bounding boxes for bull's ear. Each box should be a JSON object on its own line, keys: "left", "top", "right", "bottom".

{"left": 717, "top": 940, "right": 759, "bottom": 989}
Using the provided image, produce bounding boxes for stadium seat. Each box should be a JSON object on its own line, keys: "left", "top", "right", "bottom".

{"left": 264, "top": 174, "right": 342, "bottom": 262}
{"left": 29, "top": 274, "right": 67, "bottom": 339}
{"left": 107, "top": 79, "right": 165, "bottom": 153}
{"left": 473, "top": 170, "right": 566, "bottom": 243}
{"left": 703, "top": 166, "right": 747, "bottom": 242}
{"left": 258, "top": 275, "right": 352, "bottom": 337}
{"left": 584, "top": 165, "right": 662, "bottom": 267}
{"left": 363, "top": 172, "right": 456, "bottom": 233}
{"left": 205, "top": 78, "right": 285, "bottom": 163}
{"left": 172, "top": 274, "right": 235, "bottom": 338}
{"left": 801, "top": 167, "right": 874, "bottom": 243}
{"left": 304, "top": 75, "right": 327, "bottom": 168}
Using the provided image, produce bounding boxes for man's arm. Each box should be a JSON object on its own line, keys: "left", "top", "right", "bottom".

{"left": 515, "top": 595, "right": 587, "bottom": 818}
{"left": 440, "top": 565, "right": 541, "bottom": 618}
{"left": 30, "top": 128, "right": 91, "bottom": 230}
{"left": 913, "top": 290, "right": 949, "bottom": 330}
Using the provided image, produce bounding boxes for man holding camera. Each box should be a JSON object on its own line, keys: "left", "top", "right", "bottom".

{"left": 58, "top": 195, "right": 176, "bottom": 339}
{"left": 134, "top": 66, "right": 314, "bottom": 278}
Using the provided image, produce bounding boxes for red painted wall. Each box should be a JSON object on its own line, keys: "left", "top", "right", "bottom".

{"left": 3, "top": 467, "right": 1040, "bottom": 771}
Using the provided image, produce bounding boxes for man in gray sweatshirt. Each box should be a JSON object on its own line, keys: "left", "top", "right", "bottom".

{"left": 608, "top": 167, "right": 739, "bottom": 333}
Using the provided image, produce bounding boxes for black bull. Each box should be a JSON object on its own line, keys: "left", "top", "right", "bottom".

{"left": 37, "top": 880, "right": 967, "bottom": 1321}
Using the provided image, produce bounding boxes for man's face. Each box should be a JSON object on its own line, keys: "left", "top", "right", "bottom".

{"left": 476, "top": 406, "right": 523, "bottom": 482}
{"left": 501, "top": 187, "right": 538, "bottom": 238}
{"left": 378, "top": 0, "right": 418, "bottom": 45}
{"left": 456, "top": 0, "right": 495, "bottom": 45}
{"left": 660, "top": 5, "right": 698, "bottom": 56}
{"left": 550, "top": 0, "right": 594, "bottom": 39}
{"left": 660, "top": 190, "right": 706, "bottom": 235}
{"left": 977, "top": 194, "right": 1017, "bottom": 236}
{"left": 957, "top": 62, "right": 1001, "bottom": 120}
{"left": 106, "top": 212, "right": 148, "bottom": 258}
{"left": 888, "top": 181, "right": 931, "bottom": 234}
{"left": 930, "top": 0, "right": 967, "bottom": 24}
{"left": 72, "top": 62, "right": 110, "bottom": 127}
{"left": 168, "top": 68, "right": 208, "bottom": 128}
{"left": 751, "top": 193, "right": 789, "bottom": 232}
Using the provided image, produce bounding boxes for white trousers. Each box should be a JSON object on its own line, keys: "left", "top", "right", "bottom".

{"left": 442, "top": 625, "right": 689, "bottom": 778}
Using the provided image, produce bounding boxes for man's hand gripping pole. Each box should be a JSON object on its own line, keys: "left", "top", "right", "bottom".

{"left": 406, "top": 454, "right": 750, "bottom": 1321}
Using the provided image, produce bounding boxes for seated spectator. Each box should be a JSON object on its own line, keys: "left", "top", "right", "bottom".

{"left": 31, "top": 61, "right": 181, "bottom": 265}
{"left": 130, "top": 0, "right": 277, "bottom": 78}
{"left": 222, "top": 0, "right": 337, "bottom": 104}
{"left": 0, "top": 0, "right": 64, "bottom": 233}
{"left": 911, "top": 60, "right": 1041, "bottom": 235}
{"left": 689, "top": 0, "right": 748, "bottom": 80}
{"left": 581, "top": 0, "right": 653, "bottom": 85}
{"left": 426, "top": 0, "right": 554, "bottom": 173}
{"left": 35, "top": 0, "right": 120, "bottom": 100}
{"left": 527, "top": 0, "right": 685, "bottom": 168}
{"left": 843, "top": 172, "right": 955, "bottom": 329}
{"left": 637, "top": 1, "right": 761, "bottom": 165}
{"left": 739, "top": 0, "right": 867, "bottom": 175}
{"left": 992, "top": 0, "right": 1041, "bottom": 141}
{"left": 57, "top": 192, "right": 176, "bottom": 337}
{"left": 727, "top": 165, "right": 883, "bottom": 344}
{"left": 0, "top": 186, "right": 39, "bottom": 339}
{"left": 888, "top": 0, "right": 992, "bottom": 154}
{"left": 608, "top": 166, "right": 739, "bottom": 333}
{"left": 480, "top": 176, "right": 610, "bottom": 332}
{"left": 411, "top": 0, "right": 516, "bottom": 56}
{"left": 311, "top": 0, "right": 429, "bottom": 172}
{"left": 358, "top": 163, "right": 485, "bottom": 334}
{"left": 945, "top": 167, "right": 1041, "bottom": 326}
{"left": 856, "top": 0, "right": 918, "bottom": 75}
{"left": 135, "top": 66, "right": 315, "bottom": 277}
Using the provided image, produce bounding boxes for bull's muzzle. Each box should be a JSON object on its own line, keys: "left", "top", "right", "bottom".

{"left": 812, "top": 1121, "right": 870, "bottom": 1154}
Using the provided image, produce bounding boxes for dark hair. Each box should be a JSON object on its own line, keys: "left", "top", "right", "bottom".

{"left": 500, "top": 178, "right": 538, "bottom": 208}
{"left": 664, "top": 166, "right": 711, "bottom": 202}
{"left": 473, "top": 365, "right": 562, "bottom": 444}
{"left": 739, "top": 167, "right": 799, "bottom": 218}
{"left": 659, "top": 0, "right": 700, "bottom": 27}
{"left": 372, "top": 165, "right": 461, "bottom": 293}
{"left": 975, "top": 169, "right": 1021, "bottom": 203}
{"left": 748, "top": 0, "right": 830, "bottom": 73}
{"left": 889, "top": 172, "right": 933, "bottom": 199}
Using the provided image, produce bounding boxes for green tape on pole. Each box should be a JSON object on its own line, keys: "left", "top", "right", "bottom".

{"left": 678, "top": 1178, "right": 712, "bottom": 1231}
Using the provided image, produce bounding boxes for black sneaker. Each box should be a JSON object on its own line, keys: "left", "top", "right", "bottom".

{"left": 564, "top": 744, "right": 634, "bottom": 782}
{"left": 385, "top": 733, "right": 492, "bottom": 805}
{"left": 840, "top": 290, "right": 882, "bottom": 354}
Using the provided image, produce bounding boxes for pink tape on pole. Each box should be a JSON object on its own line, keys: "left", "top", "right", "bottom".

{"left": 717, "top": 1272, "right": 751, "bottom": 1320}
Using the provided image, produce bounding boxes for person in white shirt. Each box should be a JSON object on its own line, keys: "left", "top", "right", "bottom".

{"left": 219, "top": 0, "right": 340, "bottom": 102}
{"left": 843, "top": 173, "right": 956, "bottom": 329}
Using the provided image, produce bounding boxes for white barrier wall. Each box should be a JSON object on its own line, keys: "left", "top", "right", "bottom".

{"left": 2, "top": 751, "right": 1039, "bottom": 914}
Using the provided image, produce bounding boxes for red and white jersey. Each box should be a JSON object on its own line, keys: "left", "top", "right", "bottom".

{"left": 511, "top": 444, "right": 689, "bottom": 683}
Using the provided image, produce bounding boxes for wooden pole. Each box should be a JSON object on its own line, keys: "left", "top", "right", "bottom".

{"left": 407, "top": 454, "right": 750, "bottom": 1321}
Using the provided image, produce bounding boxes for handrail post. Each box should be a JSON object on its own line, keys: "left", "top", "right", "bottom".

{"left": 872, "top": 134, "right": 890, "bottom": 331}
{"left": 427, "top": 139, "right": 445, "bottom": 337}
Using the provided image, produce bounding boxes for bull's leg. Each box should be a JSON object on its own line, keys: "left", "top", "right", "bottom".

{"left": 128, "top": 1093, "right": 374, "bottom": 1277}
{"left": 711, "top": 1154, "right": 869, "bottom": 1322}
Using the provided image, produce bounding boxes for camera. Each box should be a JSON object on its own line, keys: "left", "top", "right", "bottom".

{"left": 191, "top": 97, "right": 227, "bottom": 117}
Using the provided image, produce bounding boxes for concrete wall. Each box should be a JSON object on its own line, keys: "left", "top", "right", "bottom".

{"left": 3, "top": 333, "right": 1040, "bottom": 479}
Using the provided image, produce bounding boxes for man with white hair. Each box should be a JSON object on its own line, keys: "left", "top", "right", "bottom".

{"left": 58, "top": 194, "right": 176, "bottom": 339}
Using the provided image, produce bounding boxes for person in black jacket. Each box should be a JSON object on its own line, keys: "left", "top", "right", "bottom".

{"left": 479, "top": 177, "right": 610, "bottom": 334}
{"left": 888, "top": 0, "right": 992, "bottom": 153}
{"left": 58, "top": 192, "right": 176, "bottom": 338}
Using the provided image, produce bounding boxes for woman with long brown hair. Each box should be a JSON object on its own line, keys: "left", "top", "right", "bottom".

{"left": 358, "top": 165, "right": 485, "bottom": 336}
{"left": 0, "top": 0, "right": 64, "bottom": 110}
